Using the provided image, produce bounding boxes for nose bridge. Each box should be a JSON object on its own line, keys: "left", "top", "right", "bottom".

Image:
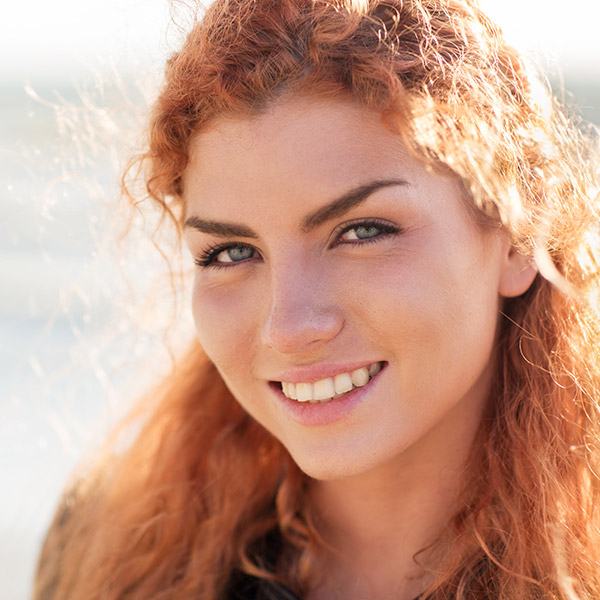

{"left": 261, "top": 255, "right": 343, "bottom": 354}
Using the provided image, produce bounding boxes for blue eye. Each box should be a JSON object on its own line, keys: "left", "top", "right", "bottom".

{"left": 217, "top": 246, "right": 255, "bottom": 263}
{"left": 195, "top": 243, "right": 256, "bottom": 268}
{"left": 340, "top": 224, "right": 383, "bottom": 240}
{"left": 337, "top": 220, "right": 399, "bottom": 244}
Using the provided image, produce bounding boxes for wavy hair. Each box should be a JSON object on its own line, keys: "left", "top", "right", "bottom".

{"left": 35, "top": 1, "right": 600, "bottom": 599}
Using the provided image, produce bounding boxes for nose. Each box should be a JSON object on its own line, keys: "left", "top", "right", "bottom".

{"left": 260, "top": 263, "right": 344, "bottom": 355}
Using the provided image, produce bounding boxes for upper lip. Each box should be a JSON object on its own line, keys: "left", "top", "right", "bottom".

{"left": 269, "top": 361, "right": 384, "bottom": 384}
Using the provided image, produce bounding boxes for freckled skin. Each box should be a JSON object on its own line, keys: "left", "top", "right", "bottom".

{"left": 183, "top": 95, "right": 511, "bottom": 482}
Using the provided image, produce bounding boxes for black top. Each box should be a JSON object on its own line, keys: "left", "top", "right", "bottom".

{"left": 225, "top": 571, "right": 302, "bottom": 600}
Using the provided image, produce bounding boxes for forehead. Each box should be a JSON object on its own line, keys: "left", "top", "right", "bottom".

{"left": 183, "top": 96, "right": 413, "bottom": 195}
{"left": 180, "top": 95, "right": 475, "bottom": 236}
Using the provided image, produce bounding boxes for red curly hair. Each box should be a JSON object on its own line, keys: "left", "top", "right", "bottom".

{"left": 35, "top": 1, "right": 600, "bottom": 599}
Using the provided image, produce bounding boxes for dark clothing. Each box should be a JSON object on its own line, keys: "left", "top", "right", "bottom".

{"left": 226, "top": 572, "right": 302, "bottom": 600}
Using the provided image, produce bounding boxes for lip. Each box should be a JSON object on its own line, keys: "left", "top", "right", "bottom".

{"left": 268, "top": 362, "right": 387, "bottom": 426}
{"left": 272, "top": 360, "right": 383, "bottom": 384}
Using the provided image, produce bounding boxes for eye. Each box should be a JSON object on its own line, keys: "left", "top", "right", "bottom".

{"left": 340, "top": 224, "right": 384, "bottom": 241}
{"left": 335, "top": 219, "right": 400, "bottom": 245}
{"left": 195, "top": 243, "right": 257, "bottom": 268}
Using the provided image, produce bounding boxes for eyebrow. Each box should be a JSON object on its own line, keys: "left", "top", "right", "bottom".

{"left": 183, "top": 217, "right": 258, "bottom": 239}
{"left": 184, "top": 178, "right": 409, "bottom": 237}
{"left": 300, "top": 179, "right": 409, "bottom": 231}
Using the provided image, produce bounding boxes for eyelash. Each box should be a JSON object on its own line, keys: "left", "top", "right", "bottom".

{"left": 194, "top": 242, "right": 246, "bottom": 268}
{"left": 194, "top": 219, "right": 401, "bottom": 269}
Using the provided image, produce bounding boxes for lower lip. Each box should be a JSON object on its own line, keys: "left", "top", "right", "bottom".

{"left": 270, "top": 364, "right": 386, "bottom": 427}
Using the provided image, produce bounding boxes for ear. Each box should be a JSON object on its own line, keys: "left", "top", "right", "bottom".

{"left": 498, "top": 241, "right": 538, "bottom": 298}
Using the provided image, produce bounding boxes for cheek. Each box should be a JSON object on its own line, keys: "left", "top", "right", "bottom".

{"left": 191, "top": 277, "right": 259, "bottom": 370}
{"left": 353, "top": 244, "right": 501, "bottom": 365}
{"left": 402, "top": 254, "right": 502, "bottom": 397}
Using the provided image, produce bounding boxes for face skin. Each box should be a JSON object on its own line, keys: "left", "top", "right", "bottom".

{"left": 182, "top": 95, "right": 534, "bottom": 483}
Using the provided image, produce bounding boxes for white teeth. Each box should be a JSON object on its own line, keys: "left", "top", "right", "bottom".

{"left": 296, "top": 382, "right": 313, "bottom": 402}
{"left": 334, "top": 372, "right": 353, "bottom": 395}
{"left": 313, "top": 377, "right": 336, "bottom": 400}
{"left": 279, "top": 362, "right": 384, "bottom": 403}
{"left": 351, "top": 367, "right": 369, "bottom": 387}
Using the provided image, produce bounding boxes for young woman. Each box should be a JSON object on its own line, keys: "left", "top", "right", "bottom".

{"left": 34, "top": 0, "right": 600, "bottom": 599}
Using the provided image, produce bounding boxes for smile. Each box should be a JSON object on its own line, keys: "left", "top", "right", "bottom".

{"left": 280, "top": 362, "right": 384, "bottom": 403}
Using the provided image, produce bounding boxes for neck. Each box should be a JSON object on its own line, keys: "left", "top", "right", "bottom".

{"left": 306, "top": 394, "right": 485, "bottom": 600}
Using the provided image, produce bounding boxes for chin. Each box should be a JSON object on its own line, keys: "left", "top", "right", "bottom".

{"left": 295, "top": 460, "right": 361, "bottom": 482}
{"left": 283, "top": 440, "right": 396, "bottom": 482}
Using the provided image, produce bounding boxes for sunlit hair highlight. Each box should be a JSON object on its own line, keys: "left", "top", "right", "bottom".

{"left": 35, "top": 1, "right": 600, "bottom": 599}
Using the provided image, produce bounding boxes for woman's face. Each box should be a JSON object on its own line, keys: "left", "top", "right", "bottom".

{"left": 183, "top": 96, "right": 514, "bottom": 481}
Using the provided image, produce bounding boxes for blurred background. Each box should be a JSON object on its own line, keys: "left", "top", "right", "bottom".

{"left": 1, "top": 1, "right": 599, "bottom": 598}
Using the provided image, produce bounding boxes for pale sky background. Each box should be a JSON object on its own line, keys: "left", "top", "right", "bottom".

{"left": 1, "top": 0, "right": 599, "bottom": 83}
